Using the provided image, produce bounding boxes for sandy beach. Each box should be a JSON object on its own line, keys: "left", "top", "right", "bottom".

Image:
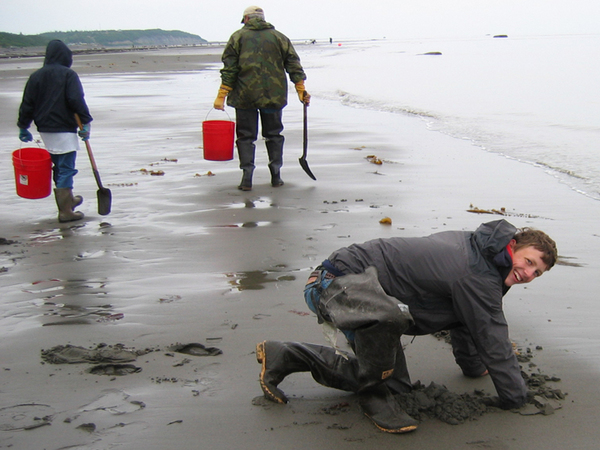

{"left": 1, "top": 44, "right": 600, "bottom": 449}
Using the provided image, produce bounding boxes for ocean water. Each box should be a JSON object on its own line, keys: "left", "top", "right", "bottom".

{"left": 300, "top": 34, "right": 600, "bottom": 200}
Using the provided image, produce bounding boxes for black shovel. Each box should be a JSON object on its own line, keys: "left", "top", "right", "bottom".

{"left": 75, "top": 114, "right": 112, "bottom": 215}
{"left": 299, "top": 101, "right": 316, "bottom": 180}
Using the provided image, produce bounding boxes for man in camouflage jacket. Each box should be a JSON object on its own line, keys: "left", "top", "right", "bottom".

{"left": 214, "top": 6, "right": 310, "bottom": 191}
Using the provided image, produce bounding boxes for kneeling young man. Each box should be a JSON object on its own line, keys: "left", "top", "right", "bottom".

{"left": 256, "top": 220, "right": 557, "bottom": 433}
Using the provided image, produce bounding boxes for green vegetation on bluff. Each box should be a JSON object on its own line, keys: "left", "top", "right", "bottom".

{"left": 0, "top": 32, "right": 48, "bottom": 48}
{"left": 0, "top": 29, "right": 207, "bottom": 48}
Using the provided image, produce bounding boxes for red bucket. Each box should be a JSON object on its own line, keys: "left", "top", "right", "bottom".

{"left": 202, "top": 116, "right": 235, "bottom": 161}
{"left": 12, "top": 147, "right": 52, "bottom": 199}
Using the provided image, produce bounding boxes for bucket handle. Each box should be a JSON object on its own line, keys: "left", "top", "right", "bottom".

{"left": 16, "top": 138, "right": 45, "bottom": 167}
{"left": 204, "top": 108, "right": 233, "bottom": 122}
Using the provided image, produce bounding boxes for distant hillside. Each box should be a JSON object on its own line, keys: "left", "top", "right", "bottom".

{"left": 0, "top": 29, "right": 207, "bottom": 48}
{"left": 0, "top": 32, "right": 48, "bottom": 48}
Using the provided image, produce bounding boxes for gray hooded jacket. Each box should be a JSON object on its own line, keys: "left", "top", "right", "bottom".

{"left": 327, "top": 219, "right": 527, "bottom": 408}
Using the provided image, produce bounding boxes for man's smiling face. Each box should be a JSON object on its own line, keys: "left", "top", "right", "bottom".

{"left": 504, "top": 241, "right": 549, "bottom": 287}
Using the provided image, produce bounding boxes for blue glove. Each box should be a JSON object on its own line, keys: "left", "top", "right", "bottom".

{"left": 19, "top": 128, "right": 33, "bottom": 142}
{"left": 78, "top": 123, "right": 91, "bottom": 141}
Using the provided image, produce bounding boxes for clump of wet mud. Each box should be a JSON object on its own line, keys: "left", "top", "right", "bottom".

{"left": 41, "top": 341, "right": 224, "bottom": 379}
{"left": 168, "top": 342, "right": 223, "bottom": 357}
{"left": 395, "top": 381, "right": 488, "bottom": 425}
{"left": 401, "top": 334, "right": 567, "bottom": 424}
{"left": 86, "top": 363, "right": 142, "bottom": 376}
{"left": 41, "top": 343, "right": 149, "bottom": 364}
{"left": 41, "top": 342, "right": 222, "bottom": 368}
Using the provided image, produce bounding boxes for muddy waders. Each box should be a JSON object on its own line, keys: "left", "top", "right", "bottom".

{"left": 256, "top": 341, "right": 418, "bottom": 433}
{"left": 256, "top": 267, "right": 418, "bottom": 434}
{"left": 54, "top": 187, "right": 84, "bottom": 222}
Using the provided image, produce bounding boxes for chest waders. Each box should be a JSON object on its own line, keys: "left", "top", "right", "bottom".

{"left": 256, "top": 267, "right": 418, "bottom": 433}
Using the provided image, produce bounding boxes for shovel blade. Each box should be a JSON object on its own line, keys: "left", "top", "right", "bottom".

{"left": 299, "top": 157, "right": 317, "bottom": 180}
{"left": 97, "top": 187, "right": 112, "bottom": 216}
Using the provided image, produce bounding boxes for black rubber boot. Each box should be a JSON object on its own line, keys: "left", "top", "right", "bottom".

{"left": 238, "top": 169, "right": 253, "bottom": 191}
{"left": 54, "top": 188, "right": 84, "bottom": 223}
{"left": 359, "top": 384, "right": 418, "bottom": 433}
{"left": 236, "top": 137, "right": 255, "bottom": 191}
{"left": 262, "top": 110, "right": 284, "bottom": 185}
{"left": 267, "top": 148, "right": 283, "bottom": 188}
{"left": 385, "top": 346, "right": 413, "bottom": 394}
{"left": 270, "top": 172, "right": 284, "bottom": 188}
{"left": 256, "top": 340, "right": 360, "bottom": 404}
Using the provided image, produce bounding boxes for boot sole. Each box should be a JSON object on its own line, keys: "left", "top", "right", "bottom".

{"left": 363, "top": 413, "right": 418, "bottom": 434}
{"left": 256, "top": 341, "right": 287, "bottom": 404}
{"left": 58, "top": 213, "right": 84, "bottom": 223}
{"left": 364, "top": 413, "right": 418, "bottom": 434}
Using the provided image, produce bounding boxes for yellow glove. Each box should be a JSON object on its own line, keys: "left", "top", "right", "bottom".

{"left": 295, "top": 81, "right": 310, "bottom": 105}
{"left": 214, "top": 84, "right": 232, "bottom": 110}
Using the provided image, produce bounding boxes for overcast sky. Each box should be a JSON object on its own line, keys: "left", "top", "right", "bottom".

{"left": 1, "top": 0, "right": 599, "bottom": 42}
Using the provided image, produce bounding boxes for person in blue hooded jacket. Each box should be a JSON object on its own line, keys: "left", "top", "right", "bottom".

{"left": 255, "top": 220, "right": 557, "bottom": 434}
{"left": 18, "top": 40, "right": 93, "bottom": 223}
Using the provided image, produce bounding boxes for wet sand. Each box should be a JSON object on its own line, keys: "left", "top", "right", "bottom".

{"left": 1, "top": 45, "right": 600, "bottom": 449}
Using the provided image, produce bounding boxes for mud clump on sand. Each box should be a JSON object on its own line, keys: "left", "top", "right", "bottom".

{"left": 41, "top": 343, "right": 149, "bottom": 364}
{"left": 395, "top": 381, "right": 488, "bottom": 425}
{"left": 398, "top": 335, "right": 567, "bottom": 424}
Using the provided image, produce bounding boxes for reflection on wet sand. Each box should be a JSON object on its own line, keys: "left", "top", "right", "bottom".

{"left": 20, "top": 278, "right": 116, "bottom": 326}
{"left": 225, "top": 269, "right": 296, "bottom": 291}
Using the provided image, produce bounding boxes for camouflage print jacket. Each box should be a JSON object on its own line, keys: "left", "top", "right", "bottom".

{"left": 220, "top": 18, "right": 306, "bottom": 110}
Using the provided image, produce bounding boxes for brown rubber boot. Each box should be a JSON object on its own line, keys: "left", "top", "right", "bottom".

{"left": 71, "top": 192, "right": 83, "bottom": 210}
{"left": 54, "top": 188, "right": 84, "bottom": 223}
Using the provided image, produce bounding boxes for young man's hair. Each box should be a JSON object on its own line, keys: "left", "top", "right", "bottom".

{"left": 513, "top": 228, "right": 558, "bottom": 270}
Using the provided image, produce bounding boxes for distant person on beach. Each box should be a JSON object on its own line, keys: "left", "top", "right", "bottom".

{"left": 17, "top": 39, "right": 93, "bottom": 223}
{"left": 214, "top": 5, "right": 310, "bottom": 191}
{"left": 256, "top": 219, "right": 557, "bottom": 434}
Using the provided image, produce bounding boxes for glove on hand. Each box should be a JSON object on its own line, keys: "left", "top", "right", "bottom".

{"left": 214, "top": 84, "right": 232, "bottom": 111}
{"left": 78, "top": 123, "right": 91, "bottom": 141}
{"left": 19, "top": 128, "right": 33, "bottom": 142}
{"left": 295, "top": 81, "right": 311, "bottom": 106}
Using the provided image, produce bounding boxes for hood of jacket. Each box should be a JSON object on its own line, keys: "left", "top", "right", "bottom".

{"left": 471, "top": 219, "right": 517, "bottom": 261}
{"left": 243, "top": 17, "right": 275, "bottom": 31}
{"left": 44, "top": 40, "right": 73, "bottom": 68}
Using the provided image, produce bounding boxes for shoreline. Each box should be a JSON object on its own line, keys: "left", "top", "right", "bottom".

{"left": 1, "top": 46, "right": 600, "bottom": 449}
{"left": 0, "top": 43, "right": 226, "bottom": 59}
